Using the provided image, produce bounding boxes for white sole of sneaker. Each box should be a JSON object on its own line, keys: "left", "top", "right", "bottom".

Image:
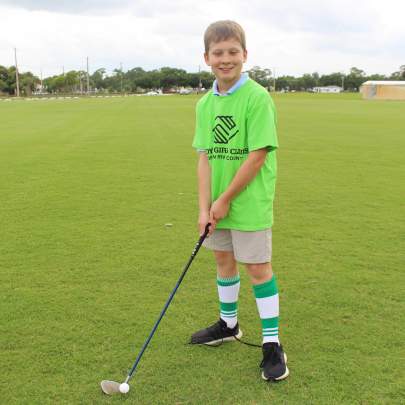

{"left": 203, "top": 329, "right": 243, "bottom": 346}
{"left": 261, "top": 353, "right": 289, "bottom": 381}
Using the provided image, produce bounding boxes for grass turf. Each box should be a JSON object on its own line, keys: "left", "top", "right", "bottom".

{"left": 0, "top": 93, "right": 404, "bottom": 404}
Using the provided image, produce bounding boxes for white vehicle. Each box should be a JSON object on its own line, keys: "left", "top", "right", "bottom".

{"left": 179, "top": 88, "right": 192, "bottom": 95}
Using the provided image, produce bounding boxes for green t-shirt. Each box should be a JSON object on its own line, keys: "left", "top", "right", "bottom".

{"left": 193, "top": 78, "right": 278, "bottom": 231}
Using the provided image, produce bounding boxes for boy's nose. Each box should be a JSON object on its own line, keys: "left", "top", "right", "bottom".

{"left": 220, "top": 55, "right": 232, "bottom": 64}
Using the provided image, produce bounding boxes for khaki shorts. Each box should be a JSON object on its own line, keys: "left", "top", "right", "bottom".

{"left": 203, "top": 228, "right": 272, "bottom": 264}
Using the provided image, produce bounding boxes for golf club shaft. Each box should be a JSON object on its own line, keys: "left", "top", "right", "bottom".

{"left": 125, "top": 223, "right": 211, "bottom": 382}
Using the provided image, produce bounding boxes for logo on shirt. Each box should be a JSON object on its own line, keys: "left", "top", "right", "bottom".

{"left": 212, "top": 116, "right": 239, "bottom": 144}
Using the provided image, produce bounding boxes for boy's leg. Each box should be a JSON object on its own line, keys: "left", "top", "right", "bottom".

{"left": 246, "top": 262, "right": 288, "bottom": 381}
{"left": 246, "top": 263, "right": 278, "bottom": 343}
{"left": 232, "top": 229, "right": 288, "bottom": 381}
{"left": 214, "top": 251, "right": 240, "bottom": 328}
{"left": 190, "top": 230, "right": 242, "bottom": 345}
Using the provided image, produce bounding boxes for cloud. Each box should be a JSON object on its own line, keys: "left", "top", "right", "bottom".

{"left": 0, "top": 0, "right": 202, "bottom": 16}
{"left": 0, "top": 0, "right": 404, "bottom": 77}
{"left": 0, "top": 0, "right": 131, "bottom": 14}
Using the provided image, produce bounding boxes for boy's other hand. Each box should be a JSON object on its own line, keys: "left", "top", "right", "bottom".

{"left": 199, "top": 211, "right": 215, "bottom": 236}
{"left": 210, "top": 196, "right": 230, "bottom": 224}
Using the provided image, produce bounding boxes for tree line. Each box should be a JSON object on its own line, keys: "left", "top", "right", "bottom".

{"left": 0, "top": 64, "right": 404, "bottom": 96}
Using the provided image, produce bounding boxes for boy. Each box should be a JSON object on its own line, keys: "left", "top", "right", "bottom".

{"left": 191, "top": 20, "right": 289, "bottom": 382}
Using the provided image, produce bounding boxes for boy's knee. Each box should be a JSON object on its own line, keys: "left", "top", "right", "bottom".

{"left": 246, "top": 262, "right": 273, "bottom": 284}
{"left": 214, "top": 251, "right": 237, "bottom": 276}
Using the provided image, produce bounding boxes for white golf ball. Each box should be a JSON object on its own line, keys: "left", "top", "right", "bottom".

{"left": 119, "top": 383, "right": 130, "bottom": 394}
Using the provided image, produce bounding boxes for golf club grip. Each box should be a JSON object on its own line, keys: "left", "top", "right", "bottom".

{"left": 126, "top": 223, "right": 211, "bottom": 380}
{"left": 197, "top": 222, "right": 211, "bottom": 248}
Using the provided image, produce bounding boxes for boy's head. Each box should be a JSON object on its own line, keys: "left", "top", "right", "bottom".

{"left": 203, "top": 20, "right": 248, "bottom": 88}
{"left": 204, "top": 20, "right": 246, "bottom": 54}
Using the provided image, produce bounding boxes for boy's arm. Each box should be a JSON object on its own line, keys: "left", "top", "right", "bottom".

{"left": 209, "top": 148, "right": 267, "bottom": 223}
{"left": 197, "top": 152, "right": 213, "bottom": 235}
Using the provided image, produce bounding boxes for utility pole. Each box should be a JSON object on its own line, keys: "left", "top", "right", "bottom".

{"left": 14, "top": 48, "right": 20, "bottom": 97}
{"left": 341, "top": 73, "right": 345, "bottom": 91}
{"left": 40, "top": 68, "right": 43, "bottom": 94}
{"left": 272, "top": 67, "right": 276, "bottom": 92}
{"left": 120, "top": 62, "right": 123, "bottom": 94}
{"left": 86, "top": 57, "right": 90, "bottom": 94}
{"left": 79, "top": 71, "right": 83, "bottom": 94}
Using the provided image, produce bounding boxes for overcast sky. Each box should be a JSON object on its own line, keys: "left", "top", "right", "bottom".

{"left": 0, "top": 0, "right": 404, "bottom": 78}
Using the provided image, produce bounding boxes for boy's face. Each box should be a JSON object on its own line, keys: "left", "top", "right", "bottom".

{"left": 204, "top": 38, "right": 247, "bottom": 87}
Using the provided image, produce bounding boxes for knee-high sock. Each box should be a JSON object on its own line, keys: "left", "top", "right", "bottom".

{"left": 253, "top": 275, "right": 279, "bottom": 344}
{"left": 217, "top": 274, "right": 240, "bottom": 329}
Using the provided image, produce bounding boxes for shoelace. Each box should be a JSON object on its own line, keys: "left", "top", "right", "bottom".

{"left": 187, "top": 319, "right": 263, "bottom": 348}
{"left": 208, "top": 321, "right": 227, "bottom": 340}
{"left": 216, "top": 321, "right": 263, "bottom": 348}
{"left": 188, "top": 335, "right": 262, "bottom": 348}
{"left": 233, "top": 335, "right": 262, "bottom": 348}
{"left": 187, "top": 328, "right": 262, "bottom": 349}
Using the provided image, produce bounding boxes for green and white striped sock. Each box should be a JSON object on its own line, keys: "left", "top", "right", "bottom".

{"left": 217, "top": 274, "right": 240, "bottom": 329}
{"left": 253, "top": 275, "right": 279, "bottom": 344}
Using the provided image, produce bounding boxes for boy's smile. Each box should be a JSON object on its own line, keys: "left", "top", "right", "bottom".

{"left": 204, "top": 38, "right": 247, "bottom": 93}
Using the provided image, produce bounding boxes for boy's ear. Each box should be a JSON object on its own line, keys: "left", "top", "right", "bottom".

{"left": 243, "top": 49, "right": 248, "bottom": 63}
{"left": 204, "top": 52, "right": 210, "bottom": 66}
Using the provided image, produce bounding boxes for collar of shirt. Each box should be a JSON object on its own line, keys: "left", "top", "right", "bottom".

{"left": 212, "top": 72, "right": 249, "bottom": 96}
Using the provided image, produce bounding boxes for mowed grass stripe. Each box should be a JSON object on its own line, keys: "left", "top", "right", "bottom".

{"left": 0, "top": 94, "right": 404, "bottom": 404}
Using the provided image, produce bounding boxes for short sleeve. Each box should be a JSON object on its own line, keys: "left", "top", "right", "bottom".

{"left": 246, "top": 92, "right": 278, "bottom": 152}
{"left": 192, "top": 102, "right": 208, "bottom": 150}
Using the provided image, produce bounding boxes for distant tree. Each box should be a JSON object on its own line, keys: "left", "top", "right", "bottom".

{"left": 0, "top": 78, "right": 7, "bottom": 93}
{"left": 19, "top": 71, "right": 38, "bottom": 95}
{"left": 311, "top": 72, "right": 320, "bottom": 86}
{"left": 344, "top": 67, "right": 367, "bottom": 90}
{"left": 7, "top": 63, "right": 400, "bottom": 96}
{"left": 389, "top": 70, "right": 401, "bottom": 79}
{"left": 44, "top": 74, "right": 67, "bottom": 93}
{"left": 134, "top": 69, "right": 157, "bottom": 90}
{"left": 91, "top": 68, "right": 106, "bottom": 90}
{"left": 199, "top": 71, "right": 214, "bottom": 89}
{"left": 349, "top": 67, "right": 366, "bottom": 77}
{"left": 159, "top": 67, "right": 188, "bottom": 90}
{"left": 0, "top": 65, "right": 11, "bottom": 94}
{"left": 319, "top": 72, "right": 343, "bottom": 87}
{"left": 187, "top": 72, "right": 200, "bottom": 88}
{"left": 65, "top": 71, "right": 78, "bottom": 92}
{"left": 55, "top": 75, "right": 67, "bottom": 92}
{"left": 276, "top": 76, "right": 291, "bottom": 90}
{"left": 367, "top": 73, "right": 387, "bottom": 81}
{"left": 0, "top": 65, "right": 8, "bottom": 82}
{"left": 6, "top": 66, "right": 17, "bottom": 94}
{"left": 248, "top": 66, "right": 272, "bottom": 88}
{"left": 301, "top": 73, "right": 317, "bottom": 90}
{"left": 125, "top": 67, "right": 146, "bottom": 91}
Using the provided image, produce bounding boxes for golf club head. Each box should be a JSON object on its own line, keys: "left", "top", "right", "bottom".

{"left": 100, "top": 380, "right": 122, "bottom": 395}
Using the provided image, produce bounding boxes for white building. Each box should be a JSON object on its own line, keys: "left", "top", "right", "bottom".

{"left": 360, "top": 81, "right": 405, "bottom": 100}
{"left": 313, "top": 86, "right": 343, "bottom": 93}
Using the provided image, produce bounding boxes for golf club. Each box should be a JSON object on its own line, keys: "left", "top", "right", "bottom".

{"left": 100, "top": 223, "right": 211, "bottom": 395}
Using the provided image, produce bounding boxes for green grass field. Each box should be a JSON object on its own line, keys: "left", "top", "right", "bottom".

{"left": 1, "top": 93, "right": 404, "bottom": 404}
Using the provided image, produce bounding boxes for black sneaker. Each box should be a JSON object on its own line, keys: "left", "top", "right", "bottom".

{"left": 260, "top": 342, "right": 289, "bottom": 381}
{"left": 190, "top": 319, "right": 243, "bottom": 346}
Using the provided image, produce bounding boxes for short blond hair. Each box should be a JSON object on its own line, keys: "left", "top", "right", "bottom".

{"left": 204, "top": 20, "right": 246, "bottom": 53}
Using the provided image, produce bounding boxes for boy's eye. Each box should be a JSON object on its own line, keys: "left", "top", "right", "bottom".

{"left": 212, "top": 50, "right": 239, "bottom": 56}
